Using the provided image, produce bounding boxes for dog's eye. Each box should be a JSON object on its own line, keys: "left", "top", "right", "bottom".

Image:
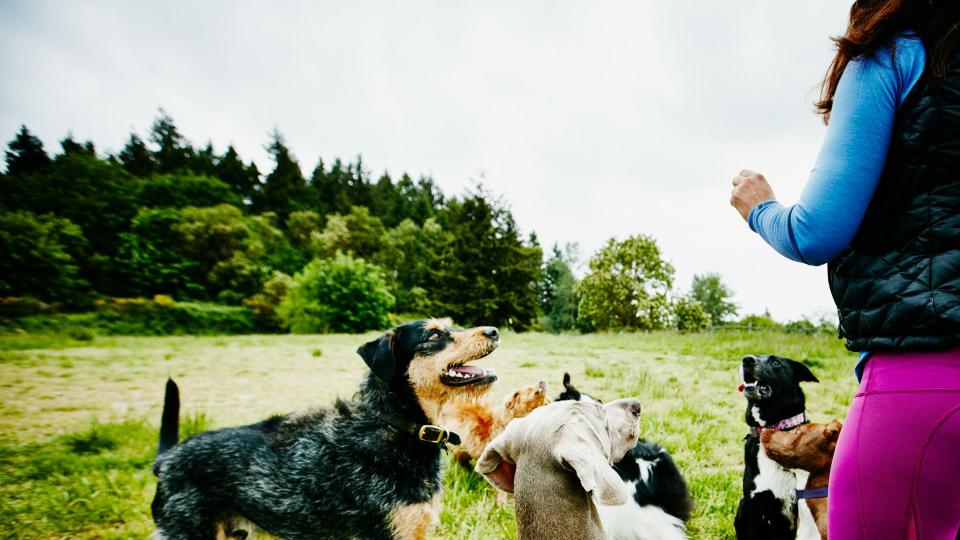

{"left": 771, "top": 359, "right": 782, "bottom": 368}
{"left": 428, "top": 331, "right": 442, "bottom": 341}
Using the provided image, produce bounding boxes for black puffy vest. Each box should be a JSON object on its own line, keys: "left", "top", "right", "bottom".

{"left": 827, "top": 43, "right": 960, "bottom": 352}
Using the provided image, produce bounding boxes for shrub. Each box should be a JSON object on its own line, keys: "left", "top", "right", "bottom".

{"left": 93, "top": 299, "right": 261, "bottom": 335}
{"left": 278, "top": 253, "right": 394, "bottom": 333}
{"left": 0, "top": 297, "right": 53, "bottom": 318}
{"left": 674, "top": 297, "right": 711, "bottom": 333}
{"left": 243, "top": 271, "right": 293, "bottom": 331}
{"left": 66, "top": 326, "right": 96, "bottom": 341}
{"left": 7, "top": 296, "right": 276, "bottom": 336}
{"left": 738, "top": 310, "right": 781, "bottom": 329}
{"left": 64, "top": 422, "right": 120, "bottom": 454}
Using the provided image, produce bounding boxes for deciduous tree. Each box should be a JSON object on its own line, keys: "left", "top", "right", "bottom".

{"left": 690, "top": 273, "right": 738, "bottom": 325}
{"left": 0, "top": 211, "right": 90, "bottom": 303}
{"left": 577, "top": 235, "right": 675, "bottom": 331}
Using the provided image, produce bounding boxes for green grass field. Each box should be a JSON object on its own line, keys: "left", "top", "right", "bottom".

{"left": 0, "top": 330, "right": 859, "bottom": 539}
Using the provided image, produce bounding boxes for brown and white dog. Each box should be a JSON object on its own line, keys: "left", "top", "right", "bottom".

{"left": 440, "top": 380, "right": 552, "bottom": 505}
{"left": 760, "top": 419, "right": 842, "bottom": 540}
{"left": 441, "top": 380, "right": 552, "bottom": 467}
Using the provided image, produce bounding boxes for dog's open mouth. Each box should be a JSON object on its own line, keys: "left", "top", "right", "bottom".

{"left": 738, "top": 370, "right": 770, "bottom": 397}
{"left": 739, "top": 380, "right": 770, "bottom": 399}
{"left": 441, "top": 365, "right": 498, "bottom": 386}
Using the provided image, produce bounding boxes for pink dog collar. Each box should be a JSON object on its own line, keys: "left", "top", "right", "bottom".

{"left": 750, "top": 412, "right": 808, "bottom": 436}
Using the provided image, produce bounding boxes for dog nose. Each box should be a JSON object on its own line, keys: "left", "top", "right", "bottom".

{"left": 482, "top": 327, "right": 499, "bottom": 341}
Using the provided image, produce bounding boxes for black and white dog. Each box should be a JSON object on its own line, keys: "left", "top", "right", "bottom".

{"left": 557, "top": 373, "right": 692, "bottom": 539}
{"left": 598, "top": 441, "right": 693, "bottom": 540}
{"left": 556, "top": 372, "right": 601, "bottom": 403}
{"left": 734, "top": 354, "right": 819, "bottom": 540}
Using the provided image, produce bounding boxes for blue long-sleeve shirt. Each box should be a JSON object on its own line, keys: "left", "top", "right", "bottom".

{"left": 748, "top": 35, "right": 926, "bottom": 266}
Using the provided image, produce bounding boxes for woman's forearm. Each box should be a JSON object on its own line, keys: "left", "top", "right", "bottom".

{"left": 742, "top": 35, "right": 924, "bottom": 266}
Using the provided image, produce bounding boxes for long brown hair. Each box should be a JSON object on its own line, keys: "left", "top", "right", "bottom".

{"left": 817, "top": 0, "right": 960, "bottom": 122}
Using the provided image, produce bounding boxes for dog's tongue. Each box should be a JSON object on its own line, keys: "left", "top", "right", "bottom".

{"left": 738, "top": 383, "right": 745, "bottom": 393}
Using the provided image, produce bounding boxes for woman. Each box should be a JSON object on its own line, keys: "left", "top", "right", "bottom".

{"left": 729, "top": 1, "right": 960, "bottom": 538}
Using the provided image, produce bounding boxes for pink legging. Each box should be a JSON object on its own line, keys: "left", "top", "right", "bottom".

{"left": 829, "top": 349, "right": 960, "bottom": 539}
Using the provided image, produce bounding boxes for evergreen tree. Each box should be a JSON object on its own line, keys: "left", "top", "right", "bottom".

{"left": 5, "top": 125, "right": 51, "bottom": 176}
{"left": 393, "top": 174, "right": 443, "bottom": 225}
{"left": 347, "top": 155, "right": 372, "bottom": 209}
{"left": 0, "top": 150, "right": 140, "bottom": 293}
{"left": 59, "top": 133, "right": 96, "bottom": 157}
{"left": 118, "top": 133, "right": 157, "bottom": 178}
{"left": 258, "top": 129, "right": 306, "bottom": 221}
{"left": 540, "top": 243, "right": 580, "bottom": 332}
{"left": 434, "top": 186, "right": 542, "bottom": 329}
{"left": 307, "top": 159, "right": 330, "bottom": 215}
{"left": 190, "top": 141, "right": 218, "bottom": 177}
{"left": 369, "top": 172, "right": 399, "bottom": 225}
{"left": 149, "top": 109, "right": 190, "bottom": 173}
{"left": 216, "top": 145, "right": 259, "bottom": 204}
{"left": 247, "top": 162, "right": 262, "bottom": 205}
{"left": 311, "top": 158, "right": 354, "bottom": 217}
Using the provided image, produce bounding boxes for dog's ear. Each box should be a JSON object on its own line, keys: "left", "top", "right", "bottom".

{"left": 476, "top": 432, "right": 517, "bottom": 493}
{"left": 357, "top": 332, "right": 397, "bottom": 382}
{"left": 556, "top": 438, "right": 629, "bottom": 505}
{"left": 824, "top": 419, "right": 842, "bottom": 440}
{"left": 788, "top": 359, "right": 819, "bottom": 383}
{"left": 505, "top": 391, "right": 519, "bottom": 410}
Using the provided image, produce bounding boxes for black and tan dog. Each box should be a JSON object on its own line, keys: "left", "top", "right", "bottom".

{"left": 151, "top": 319, "right": 499, "bottom": 539}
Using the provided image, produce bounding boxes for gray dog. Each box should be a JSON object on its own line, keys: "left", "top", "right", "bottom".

{"left": 476, "top": 398, "right": 642, "bottom": 540}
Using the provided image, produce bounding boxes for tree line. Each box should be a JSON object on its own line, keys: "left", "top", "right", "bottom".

{"left": 2, "top": 110, "right": 753, "bottom": 334}
{"left": 1, "top": 111, "right": 542, "bottom": 331}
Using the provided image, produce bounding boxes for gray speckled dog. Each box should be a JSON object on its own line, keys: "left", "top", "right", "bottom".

{"left": 151, "top": 319, "right": 500, "bottom": 539}
{"left": 476, "top": 398, "right": 642, "bottom": 540}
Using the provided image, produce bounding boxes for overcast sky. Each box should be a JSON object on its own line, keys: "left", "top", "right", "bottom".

{"left": 0, "top": 1, "right": 855, "bottom": 321}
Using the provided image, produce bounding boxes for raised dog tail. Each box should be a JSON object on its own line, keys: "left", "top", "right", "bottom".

{"left": 157, "top": 378, "right": 180, "bottom": 459}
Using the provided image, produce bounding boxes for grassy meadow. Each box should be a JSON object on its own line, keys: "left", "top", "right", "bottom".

{"left": 0, "top": 329, "right": 859, "bottom": 539}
